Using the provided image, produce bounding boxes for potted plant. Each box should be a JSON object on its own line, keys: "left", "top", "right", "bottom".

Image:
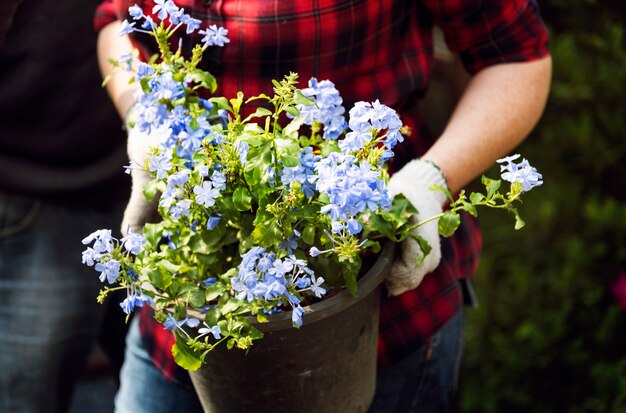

{"left": 82, "top": 5, "right": 543, "bottom": 412}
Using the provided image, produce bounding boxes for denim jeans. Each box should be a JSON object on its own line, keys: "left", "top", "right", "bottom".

{"left": 116, "top": 308, "right": 464, "bottom": 413}
{"left": 368, "top": 309, "right": 464, "bottom": 413}
{"left": 0, "top": 192, "right": 125, "bottom": 413}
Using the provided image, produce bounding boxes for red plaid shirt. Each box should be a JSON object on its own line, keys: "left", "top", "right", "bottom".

{"left": 95, "top": 0, "right": 548, "bottom": 383}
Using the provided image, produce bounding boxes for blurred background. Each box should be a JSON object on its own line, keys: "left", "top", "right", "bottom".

{"left": 455, "top": 1, "right": 626, "bottom": 412}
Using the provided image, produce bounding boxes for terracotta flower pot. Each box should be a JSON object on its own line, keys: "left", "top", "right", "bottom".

{"left": 188, "top": 242, "right": 393, "bottom": 413}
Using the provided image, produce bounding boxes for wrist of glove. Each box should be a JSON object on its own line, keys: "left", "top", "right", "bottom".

{"left": 121, "top": 111, "right": 166, "bottom": 236}
{"left": 385, "top": 159, "right": 449, "bottom": 296}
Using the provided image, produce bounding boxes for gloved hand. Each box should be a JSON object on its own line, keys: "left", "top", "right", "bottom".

{"left": 120, "top": 123, "right": 166, "bottom": 236}
{"left": 385, "top": 159, "right": 449, "bottom": 296}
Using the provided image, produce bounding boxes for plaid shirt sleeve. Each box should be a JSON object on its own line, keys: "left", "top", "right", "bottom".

{"left": 423, "top": 0, "right": 550, "bottom": 73}
{"left": 93, "top": 0, "right": 118, "bottom": 31}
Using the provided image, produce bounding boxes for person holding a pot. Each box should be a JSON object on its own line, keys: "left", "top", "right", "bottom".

{"left": 95, "top": 1, "right": 551, "bottom": 412}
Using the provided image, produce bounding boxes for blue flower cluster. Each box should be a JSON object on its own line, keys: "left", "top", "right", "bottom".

{"left": 163, "top": 314, "right": 222, "bottom": 340}
{"left": 122, "top": 1, "right": 229, "bottom": 48}
{"left": 296, "top": 78, "right": 347, "bottom": 141}
{"left": 315, "top": 153, "right": 391, "bottom": 236}
{"left": 497, "top": 154, "right": 544, "bottom": 192}
{"left": 82, "top": 229, "right": 149, "bottom": 314}
{"left": 280, "top": 147, "right": 320, "bottom": 198}
{"left": 230, "top": 246, "right": 326, "bottom": 327}
{"left": 340, "top": 100, "right": 404, "bottom": 162}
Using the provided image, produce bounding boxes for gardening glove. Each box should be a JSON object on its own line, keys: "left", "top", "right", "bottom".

{"left": 120, "top": 121, "right": 166, "bottom": 236}
{"left": 385, "top": 159, "right": 449, "bottom": 296}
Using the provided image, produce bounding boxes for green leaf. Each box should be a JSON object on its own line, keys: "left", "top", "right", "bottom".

{"left": 143, "top": 222, "right": 163, "bottom": 249}
{"left": 251, "top": 219, "right": 283, "bottom": 247}
{"left": 221, "top": 299, "right": 242, "bottom": 315}
{"left": 143, "top": 179, "right": 161, "bottom": 201}
{"left": 244, "top": 144, "right": 273, "bottom": 187}
{"left": 189, "top": 289, "right": 206, "bottom": 308}
{"left": 293, "top": 89, "right": 315, "bottom": 106}
{"left": 283, "top": 116, "right": 306, "bottom": 137}
{"left": 204, "top": 305, "right": 221, "bottom": 326}
{"left": 172, "top": 333, "right": 203, "bottom": 371}
{"left": 205, "top": 284, "right": 226, "bottom": 302}
{"left": 158, "top": 259, "right": 180, "bottom": 274}
{"left": 412, "top": 234, "right": 432, "bottom": 265}
{"left": 342, "top": 258, "right": 361, "bottom": 296}
{"left": 511, "top": 207, "right": 526, "bottom": 230}
{"left": 438, "top": 210, "right": 461, "bottom": 237}
{"left": 280, "top": 154, "right": 300, "bottom": 167}
{"left": 209, "top": 96, "right": 232, "bottom": 112}
{"left": 464, "top": 203, "right": 478, "bottom": 217}
{"left": 147, "top": 268, "right": 172, "bottom": 290}
{"left": 429, "top": 184, "right": 453, "bottom": 201}
{"left": 242, "top": 107, "right": 272, "bottom": 123}
{"left": 302, "top": 224, "right": 315, "bottom": 245}
{"left": 481, "top": 176, "right": 502, "bottom": 199}
{"left": 469, "top": 192, "right": 486, "bottom": 204}
{"left": 285, "top": 106, "right": 300, "bottom": 117}
{"left": 368, "top": 212, "right": 399, "bottom": 241}
{"left": 188, "top": 69, "right": 217, "bottom": 92}
{"left": 233, "top": 187, "right": 253, "bottom": 211}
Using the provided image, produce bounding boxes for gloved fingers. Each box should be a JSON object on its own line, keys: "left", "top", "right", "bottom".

{"left": 126, "top": 125, "right": 169, "bottom": 168}
{"left": 385, "top": 236, "right": 427, "bottom": 296}
{"left": 120, "top": 168, "right": 161, "bottom": 236}
{"left": 384, "top": 217, "right": 443, "bottom": 296}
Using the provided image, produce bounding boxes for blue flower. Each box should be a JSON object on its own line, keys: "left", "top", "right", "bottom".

{"left": 121, "top": 228, "right": 146, "bottom": 255}
{"left": 198, "top": 325, "right": 221, "bottom": 339}
{"left": 234, "top": 141, "right": 249, "bottom": 165}
{"left": 497, "top": 155, "right": 543, "bottom": 191}
{"left": 210, "top": 170, "right": 227, "bottom": 190}
{"left": 181, "top": 14, "right": 202, "bottom": 34}
{"left": 128, "top": 5, "right": 144, "bottom": 19}
{"left": 152, "top": 0, "right": 175, "bottom": 21}
{"left": 119, "top": 292, "right": 152, "bottom": 315}
{"left": 292, "top": 305, "right": 304, "bottom": 327}
{"left": 136, "top": 62, "right": 155, "bottom": 80}
{"left": 199, "top": 25, "right": 230, "bottom": 47}
{"left": 95, "top": 259, "right": 121, "bottom": 284}
{"left": 81, "top": 247, "right": 99, "bottom": 267}
{"left": 163, "top": 316, "right": 182, "bottom": 331}
{"left": 119, "top": 20, "right": 136, "bottom": 36}
{"left": 309, "top": 276, "right": 326, "bottom": 298}
{"left": 169, "top": 199, "right": 191, "bottom": 219}
{"left": 119, "top": 53, "right": 134, "bottom": 72}
{"left": 148, "top": 151, "right": 172, "bottom": 179}
{"left": 127, "top": 268, "right": 139, "bottom": 281}
{"left": 194, "top": 181, "right": 221, "bottom": 207}
{"left": 296, "top": 78, "right": 347, "bottom": 140}
{"left": 206, "top": 214, "right": 221, "bottom": 230}
{"left": 167, "top": 169, "right": 190, "bottom": 186}
{"left": 202, "top": 277, "right": 217, "bottom": 287}
{"left": 82, "top": 229, "right": 114, "bottom": 254}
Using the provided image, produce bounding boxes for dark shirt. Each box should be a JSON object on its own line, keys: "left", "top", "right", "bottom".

{"left": 0, "top": 0, "right": 130, "bottom": 205}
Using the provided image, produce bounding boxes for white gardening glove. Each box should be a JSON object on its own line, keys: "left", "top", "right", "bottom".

{"left": 120, "top": 123, "right": 167, "bottom": 236}
{"left": 385, "top": 159, "right": 449, "bottom": 296}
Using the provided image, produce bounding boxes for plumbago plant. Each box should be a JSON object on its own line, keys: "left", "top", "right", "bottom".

{"left": 82, "top": 3, "right": 543, "bottom": 370}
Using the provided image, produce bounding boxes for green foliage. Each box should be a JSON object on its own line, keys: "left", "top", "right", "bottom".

{"left": 461, "top": 3, "right": 626, "bottom": 412}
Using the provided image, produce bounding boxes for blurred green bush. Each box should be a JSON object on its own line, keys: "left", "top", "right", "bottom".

{"left": 460, "top": 1, "right": 626, "bottom": 412}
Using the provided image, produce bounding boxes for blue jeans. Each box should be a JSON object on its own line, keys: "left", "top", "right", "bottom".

{"left": 0, "top": 193, "right": 125, "bottom": 413}
{"left": 116, "top": 308, "right": 464, "bottom": 413}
